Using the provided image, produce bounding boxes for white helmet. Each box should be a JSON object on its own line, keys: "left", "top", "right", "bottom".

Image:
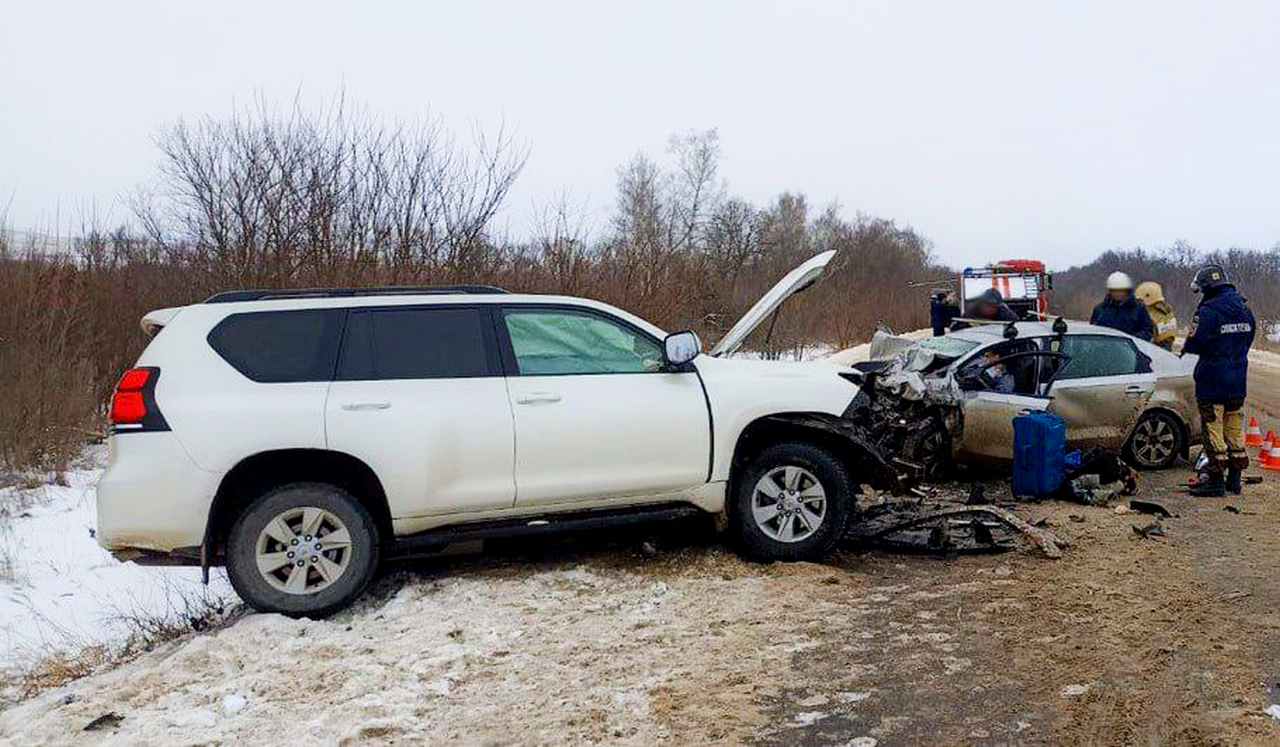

{"left": 1106, "top": 271, "right": 1134, "bottom": 291}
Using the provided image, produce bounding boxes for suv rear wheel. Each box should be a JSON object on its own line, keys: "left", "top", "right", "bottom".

{"left": 733, "top": 442, "right": 854, "bottom": 562}
{"left": 226, "top": 483, "right": 380, "bottom": 617}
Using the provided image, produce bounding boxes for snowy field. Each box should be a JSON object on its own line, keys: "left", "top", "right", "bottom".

{"left": 0, "top": 446, "right": 234, "bottom": 690}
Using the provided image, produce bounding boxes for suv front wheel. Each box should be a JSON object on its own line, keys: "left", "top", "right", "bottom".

{"left": 226, "top": 483, "right": 380, "bottom": 617}
{"left": 733, "top": 442, "right": 854, "bottom": 562}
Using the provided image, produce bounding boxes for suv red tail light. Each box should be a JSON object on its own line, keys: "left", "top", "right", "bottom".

{"left": 110, "top": 367, "right": 169, "bottom": 432}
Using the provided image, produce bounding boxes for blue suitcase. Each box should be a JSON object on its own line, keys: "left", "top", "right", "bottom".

{"left": 1012, "top": 412, "right": 1066, "bottom": 497}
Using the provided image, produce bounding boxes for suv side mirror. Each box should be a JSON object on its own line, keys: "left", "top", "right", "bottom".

{"left": 663, "top": 330, "right": 702, "bottom": 368}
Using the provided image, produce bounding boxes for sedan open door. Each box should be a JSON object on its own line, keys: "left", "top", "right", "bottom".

{"left": 954, "top": 350, "right": 1069, "bottom": 463}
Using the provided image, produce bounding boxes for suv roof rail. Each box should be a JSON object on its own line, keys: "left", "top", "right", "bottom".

{"left": 203, "top": 285, "right": 511, "bottom": 304}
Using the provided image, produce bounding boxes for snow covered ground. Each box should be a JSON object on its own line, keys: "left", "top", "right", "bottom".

{"left": 0, "top": 447, "right": 235, "bottom": 686}
{"left": 0, "top": 549, "right": 884, "bottom": 744}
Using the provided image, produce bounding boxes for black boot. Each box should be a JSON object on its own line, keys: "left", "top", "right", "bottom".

{"left": 1226, "top": 468, "right": 1243, "bottom": 496}
{"left": 1190, "top": 471, "right": 1226, "bottom": 497}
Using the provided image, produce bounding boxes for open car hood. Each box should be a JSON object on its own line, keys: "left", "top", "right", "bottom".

{"left": 709, "top": 249, "right": 836, "bottom": 357}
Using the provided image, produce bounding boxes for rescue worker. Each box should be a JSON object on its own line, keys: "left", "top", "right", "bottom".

{"left": 930, "top": 289, "right": 961, "bottom": 336}
{"left": 950, "top": 288, "right": 1019, "bottom": 332}
{"left": 1135, "top": 281, "right": 1178, "bottom": 351}
{"left": 1090, "top": 272, "right": 1154, "bottom": 341}
{"left": 1183, "top": 264, "right": 1256, "bottom": 497}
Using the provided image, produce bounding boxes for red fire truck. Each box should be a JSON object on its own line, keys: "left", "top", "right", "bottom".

{"left": 960, "top": 259, "right": 1052, "bottom": 319}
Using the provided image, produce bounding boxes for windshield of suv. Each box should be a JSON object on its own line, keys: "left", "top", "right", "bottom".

{"left": 900, "top": 336, "right": 981, "bottom": 373}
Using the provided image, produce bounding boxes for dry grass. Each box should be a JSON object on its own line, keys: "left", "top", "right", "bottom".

{"left": 3, "top": 584, "right": 234, "bottom": 704}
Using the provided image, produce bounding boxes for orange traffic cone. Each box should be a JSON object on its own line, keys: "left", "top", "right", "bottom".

{"left": 1262, "top": 438, "right": 1275, "bottom": 467}
{"left": 1246, "top": 417, "right": 1264, "bottom": 447}
{"left": 1265, "top": 442, "right": 1280, "bottom": 472}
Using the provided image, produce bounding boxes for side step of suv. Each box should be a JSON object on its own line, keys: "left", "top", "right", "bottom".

{"left": 388, "top": 503, "right": 704, "bottom": 557}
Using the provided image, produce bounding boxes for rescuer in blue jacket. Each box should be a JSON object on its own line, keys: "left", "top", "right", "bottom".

{"left": 1089, "top": 272, "right": 1154, "bottom": 341}
{"left": 1182, "top": 265, "right": 1257, "bottom": 497}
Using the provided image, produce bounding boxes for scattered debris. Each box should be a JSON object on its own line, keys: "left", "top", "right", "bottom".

{"left": 1129, "top": 500, "right": 1173, "bottom": 518}
{"left": 1060, "top": 683, "right": 1091, "bottom": 697}
{"left": 850, "top": 502, "right": 1066, "bottom": 558}
{"left": 1131, "top": 521, "right": 1166, "bottom": 540}
{"left": 1065, "top": 477, "right": 1118, "bottom": 506}
{"left": 1218, "top": 590, "right": 1252, "bottom": 602}
{"left": 83, "top": 713, "right": 124, "bottom": 732}
{"left": 1113, "top": 504, "right": 1130, "bottom": 515}
{"left": 966, "top": 484, "right": 989, "bottom": 505}
{"left": 1266, "top": 704, "right": 1280, "bottom": 722}
{"left": 1068, "top": 514, "right": 1086, "bottom": 523}
{"left": 1223, "top": 505, "right": 1242, "bottom": 514}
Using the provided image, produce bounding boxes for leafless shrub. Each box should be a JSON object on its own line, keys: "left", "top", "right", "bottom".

{"left": 3, "top": 578, "right": 234, "bottom": 703}
{"left": 1054, "top": 243, "right": 1280, "bottom": 325}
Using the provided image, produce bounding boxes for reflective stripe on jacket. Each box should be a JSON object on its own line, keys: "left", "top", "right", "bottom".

{"left": 1146, "top": 301, "right": 1178, "bottom": 348}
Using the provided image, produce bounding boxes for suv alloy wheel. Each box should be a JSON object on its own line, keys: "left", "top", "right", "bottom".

{"left": 734, "top": 442, "right": 854, "bottom": 561}
{"left": 226, "top": 483, "right": 380, "bottom": 617}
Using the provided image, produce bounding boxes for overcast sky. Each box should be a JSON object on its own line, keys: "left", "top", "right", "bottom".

{"left": 3, "top": 1, "right": 1278, "bottom": 267}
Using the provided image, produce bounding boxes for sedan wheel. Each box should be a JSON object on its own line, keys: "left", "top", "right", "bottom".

{"left": 751, "top": 466, "right": 827, "bottom": 543}
{"left": 1126, "top": 412, "right": 1183, "bottom": 470}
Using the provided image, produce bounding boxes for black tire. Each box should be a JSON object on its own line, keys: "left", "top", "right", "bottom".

{"left": 225, "top": 482, "right": 380, "bottom": 618}
{"left": 1123, "top": 411, "right": 1185, "bottom": 470}
{"left": 732, "top": 442, "right": 854, "bottom": 562}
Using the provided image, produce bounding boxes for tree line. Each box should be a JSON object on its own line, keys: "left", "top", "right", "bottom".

{"left": 3, "top": 100, "right": 1276, "bottom": 473}
{"left": 0, "top": 103, "right": 941, "bottom": 472}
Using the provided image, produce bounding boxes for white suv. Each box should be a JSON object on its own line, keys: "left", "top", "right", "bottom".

{"left": 99, "top": 251, "right": 903, "bottom": 616}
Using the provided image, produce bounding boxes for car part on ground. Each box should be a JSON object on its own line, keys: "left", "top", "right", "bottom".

{"left": 846, "top": 497, "right": 1068, "bottom": 558}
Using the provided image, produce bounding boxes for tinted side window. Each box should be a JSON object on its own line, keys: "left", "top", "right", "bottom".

{"left": 503, "top": 309, "right": 663, "bottom": 375}
{"left": 208, "top": 309, "right": 344, "bottom": 383}
{"left": 1054, "top": 336, "right": 1139, "bottom": 380}
{"left": 337, "top": 307, "right": 491, "bottom": 380}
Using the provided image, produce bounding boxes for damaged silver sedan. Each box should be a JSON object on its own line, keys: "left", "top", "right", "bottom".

{"left": 844, "top": 321, "right": 1201, "bottom": 475}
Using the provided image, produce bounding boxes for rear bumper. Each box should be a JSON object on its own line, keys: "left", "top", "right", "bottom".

{"left": 96, "top": 432, "right": 222, "bottom": 553}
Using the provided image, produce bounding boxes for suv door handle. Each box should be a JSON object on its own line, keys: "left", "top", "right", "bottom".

{"left": 1124, "top": 386, "right": 1149, "bottom": 397}
{"left": 515, "top": 392, "right": 562, "bottom": 405}
{"left": 341, "top": 401, "right": 391, "bottom": 411}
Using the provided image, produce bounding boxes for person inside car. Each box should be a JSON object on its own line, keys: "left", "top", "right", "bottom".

{"left": 960, "top": 348, "right": 1017, "bottom": 394}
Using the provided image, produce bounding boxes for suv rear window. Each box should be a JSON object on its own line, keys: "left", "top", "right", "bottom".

{"left": 337, "top": 307, "right": 492, "bottom": 380}
{"left": 208, "top": 309, "right": 344, "bottom": 383}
